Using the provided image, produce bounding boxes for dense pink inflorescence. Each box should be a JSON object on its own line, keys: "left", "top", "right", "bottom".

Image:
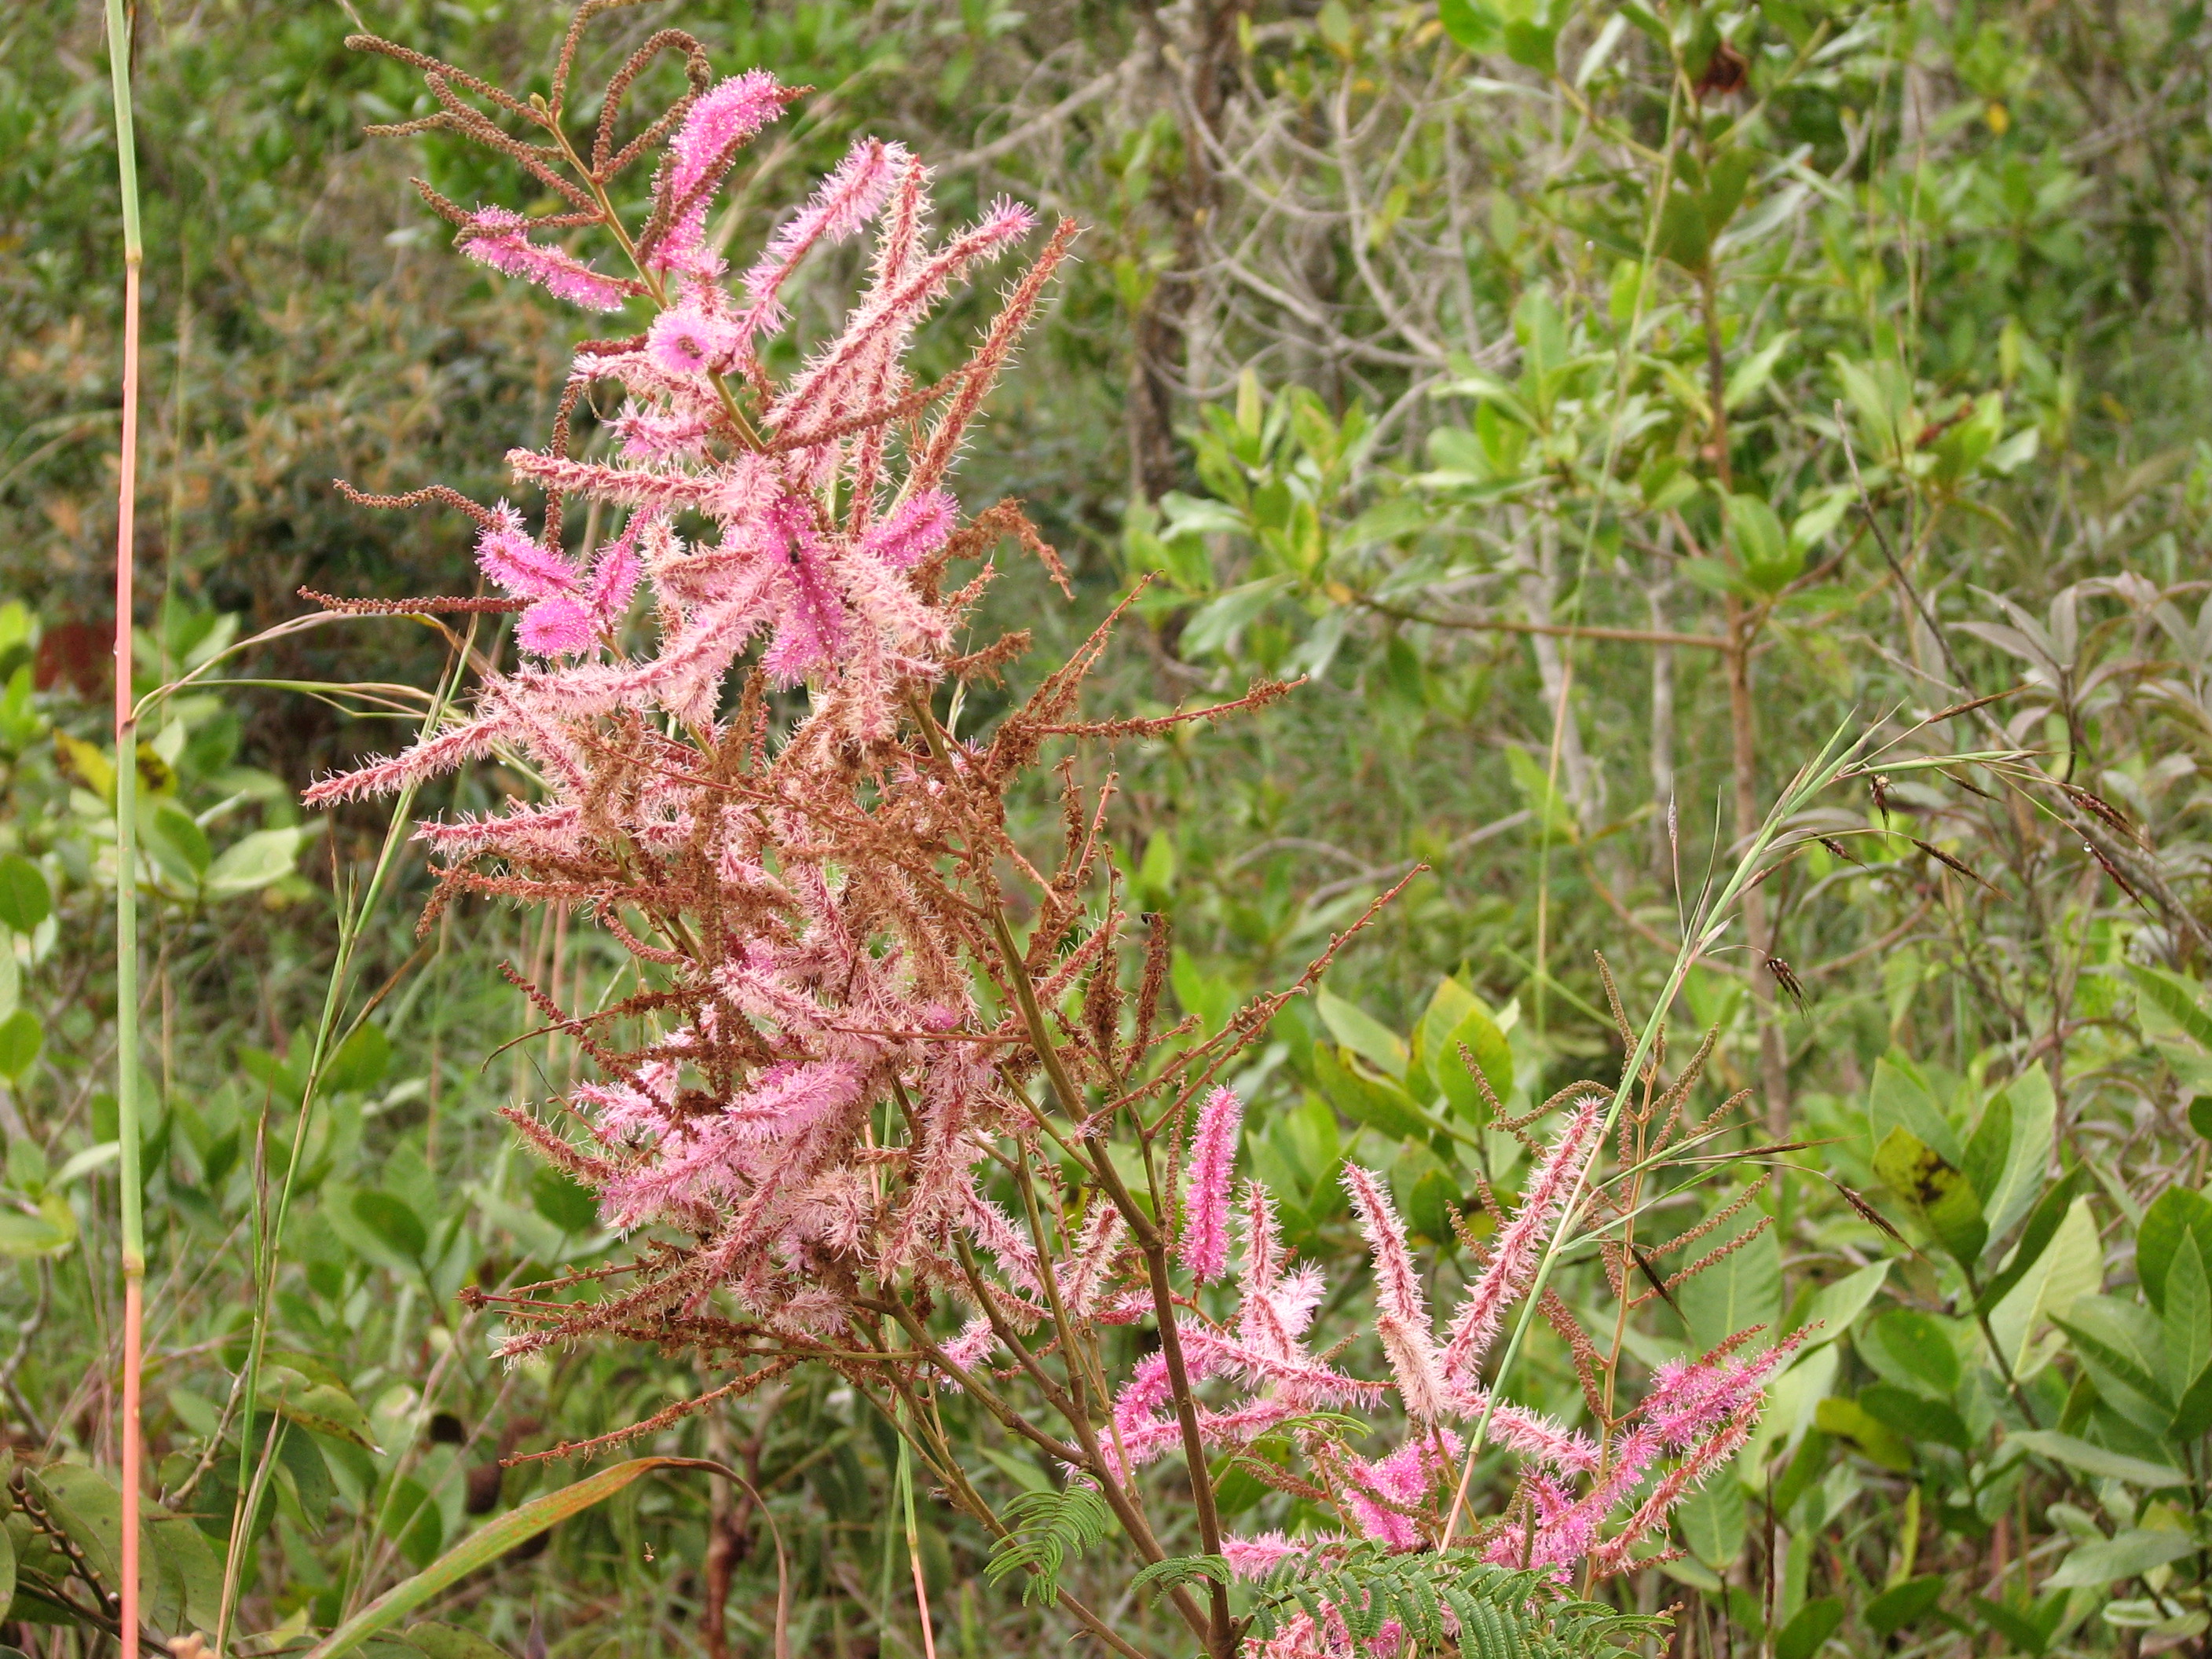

{"left": 650, "top": 69, "right": 793, "bottom": 274}
{"left": 312, "top": 68, "right": 1081, "bottom": 1349}
{"left": 1179, "top": 1086, "right": 1244, "bottom": 1284}
{"left": 1104, "top": 1085, "right": 1792, "bottom": 1635}
{"left": 458, "top": 207, "right": 637, "bottom": 312}
{"left": 320, "top": 38, "right": 1783, "bottom": 1648}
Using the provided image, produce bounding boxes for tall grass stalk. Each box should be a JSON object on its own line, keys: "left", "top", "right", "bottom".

{"left": 211, "top": 617, "right": 479, "bottom": 1649}
{"left": 898, "top": 1425, "right": 938, "bottom": 1659}
{"left": 102, "top": 0, "right": 145, "bottom": 1647}
{"left": 1443, "top": 714, "right": 1870, "bottom": 1545}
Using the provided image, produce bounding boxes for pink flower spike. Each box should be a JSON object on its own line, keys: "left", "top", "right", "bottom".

{"left": 458, "top": 208, "right": 632, "bottom": 313}
{"left": 654, "top": 71, "right": 793, "bottom": 272}
{"left": 1342, "top": 1163, "right": 1447, "bottom": 1420}
{"left": 518, "top": 595, "right": 596, "bottom": 658}
{"left": 1441, "top": 1092, "right": 1605, "bottom": 1388}
{"left": 647, "top": 306, "right": 744, "bottom": 376}
{"left": 760, "top": 504, "right": 848, "bottom": 684}
{"left": 860, "top": 489, "right": 957, "bottom": 569}
{"left": 1178, "top": 1087, "right": 1243, "bottom": 1284}
{"left": 588, "top": 529, "right": 645, "bottom": 626}
{"left": 1222, "top": 1532, "right": 1303, "bottom": 1581}
{"left": 740, "top": 137, "right": 905, "bottom": 326}
{"left": 476, "top": 504, "right": 578, "bottom": 599}
{"left": 939, "top": 1314, "right": 997, "bottom": 1382}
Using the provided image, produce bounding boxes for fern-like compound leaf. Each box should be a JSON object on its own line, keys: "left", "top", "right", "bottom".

{"left": 982, "top": 1485, "right": 1115, "bottom": 1606}
{"left": 1129, "top": 1553, "right": 1232, "bottom": 1602}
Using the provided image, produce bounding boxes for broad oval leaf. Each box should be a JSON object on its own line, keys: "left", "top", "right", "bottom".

{"left": 1796, "top": 1260, "right": 1888, "bottom": 1351}
{"left": 323, "top": 1021, "right": 392, "bottom": 1096}
{"left": 148, "top": 801, "right": 212, "bottom": 881}
{"left": 352, "top": 1190, "right": 428, "bottom": 1261}
{"left": 269, "top": 1379, "right": 378, "bottom": 1451}
{"left": 1775, "top": 1597, "right": 1843, "bottom": 1659}
{"left": 2009, "top": 1431, "right": 2186, "bottom": 1492}
{"left": 148, "top": 1514, "right": 222, "bottom": 1634}
{"left": 1725, "top": 493, "right": 1801, "bottom": 591}
{"left": 0, "top": 1195, "right": 75, "bottom": 1259}
{"left": 2044, "top": 1527, "right": 2198, "bottom": 1590}
{"left": 1873, "top": 1126, "right": 1987, "bottom": 1264}
{"left": 1437, "top": 0, "right": 1502, "bottom": 52}
{"left": 1430, "top": 1008, "right": 1512, "bottom": 1124}
{"left": 1815, "top": 1397, "right": 1914, "bottom": 1472}
{"left": 1862, "top": 1308, "right": 1961, "bottom": 1397}
{"left": 404, "top": 1626, "right": 513, "bottom": 1659}
{"left": 1863, "top": 1574, "right": 1946, "bottom": 1636}
{"left": 1987, "top": 1194, "right": 2103, "bottom": 1378}
{"left": 1859, "top": 1383, "right": 1972, "bottom": 1452}
{"left": 381, "top": 1477, "right": 444, "bottom": 1570}
{"left": 2165, "top": 1224, "right": 2212, "bottom": 1397}
{"left": 2137, "top": 1184, "right": 2212, "bottom": 1313}
{"left": 1983, "top": 1070, "right": 2056, "bottom": 1243}
{"left": 2130, "top": 964, "right": 2212, "bottom": 1050}
{"left": 2172, "top": 1361, "right": 2212, "bottom": 1445}
{"left": 530, "top": 1166, "right": 600, "bottom": 1236}
{"left": 0, "top": 857, "right": 49, "bottom": 933}
{"left": 1961, "top": 1091, "right": 2012, "bottom": 1207}
{"left": 1976, "top": 1166, "right": 2091, "bottom": 1317}
{"left": 1678, "top": 1195, "right": 1781, "bottom": 1356}
{"left": 1316, "top": 989, "right": 1408, "bottom": 1080}
{"left": 1674, "top": 1473, "right": 1745, "bottom": 1570}
{"left": 1312, "top": 1044, "right": 1430, "bottom": 1144}
{"left": 2053, "top": 1297, "right": 2174, "bottom": 1436}
{"left": 0, "top": 1011, "right": 43, "bottom": 1082}
{"left": 203, "top": 825, "right": 307, "bottom": 898}
{"left": 32, "top": 1464, "right": 123, "bottom": 1591}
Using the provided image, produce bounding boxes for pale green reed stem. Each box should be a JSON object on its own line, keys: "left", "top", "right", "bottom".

{"left": 104, "top": 0, "right": 145, "bottom": 1649}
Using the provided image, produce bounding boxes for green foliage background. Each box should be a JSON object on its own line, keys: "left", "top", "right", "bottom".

{"left": 5, "top": 0, "right": 2212, "bottom": 1654}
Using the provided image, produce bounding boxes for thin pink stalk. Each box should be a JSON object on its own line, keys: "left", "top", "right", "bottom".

{"left": 108, "top": 13, "right": 145, "bottom": 1647}
{"left": 908, "top": 1533, "right": 939, "bottom": 1659}
{"left": 110, "top": 145, "right": 144, "bottom": 1659}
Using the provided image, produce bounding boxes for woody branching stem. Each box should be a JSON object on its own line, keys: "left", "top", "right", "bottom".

{"left": 906, "top": 692, "right": 1225, "bottom": 1653}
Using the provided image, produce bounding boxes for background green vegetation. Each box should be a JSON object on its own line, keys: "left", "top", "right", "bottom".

{"left": 5, "top": 0, "right": 2212, "bottom": 1654}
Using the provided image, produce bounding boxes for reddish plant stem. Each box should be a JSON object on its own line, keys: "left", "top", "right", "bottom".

{"left": 106, "top": 0, "right": 145, "bottom": 1639}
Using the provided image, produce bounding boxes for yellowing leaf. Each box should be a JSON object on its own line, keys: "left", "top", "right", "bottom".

{"left": 1873, "top": 1126, "right": 1987, "bottom": 1264}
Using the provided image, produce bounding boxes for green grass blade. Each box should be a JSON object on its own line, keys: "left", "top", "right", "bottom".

{"left": 300, "top": 1457, "right": 728, "bottom": 1659}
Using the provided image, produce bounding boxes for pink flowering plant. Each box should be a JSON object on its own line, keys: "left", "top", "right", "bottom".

{"left": 313, "top": 9, "right": 1806, "bottom": 1656}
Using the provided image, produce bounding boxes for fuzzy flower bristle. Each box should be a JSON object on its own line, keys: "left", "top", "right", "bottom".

{"left": 1179, "top": 1087, "right": 1243, "bottom": 1284}
{"left": 651, "top": 71, "right": 792, "bottom": 273}
{"left": 316, "top": 57, "right": 1078, "bottom": 1337}
{"left": 458, "top": 207, "right": 635, "bottom": 312}
{"left": 646, "top": 306, "right": 743, "bottom": 375}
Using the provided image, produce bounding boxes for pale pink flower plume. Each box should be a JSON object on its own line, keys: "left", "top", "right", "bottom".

{"left": 1179, "top": 1086, "right": 1244, "bottom": 1283}
{"left": 1342, "top": 1163, "right": 1446, "bottom": 1420}
{"left": 471, "top": 504, "right": 644, "bottom": 659}
{"left": 1094, "top": 1091, "right": 1792, "bottom": 1633}
{"left": 458, "top": 207, "right": 633, "bottom": 313}
{"left": 738, "top": 137, "right": 906, "bottom": 338}
{"left": 314, "top": 42, "right": 1788, "bottom": 1641}
{"left": 646, "top": 305, "right": 744, "bottom": 375}
{"left": 1221, "top": 1531, "right": 1302, "bottom": 1580}
{"left": 1441, "top": 1091, "right": 1605, "bottom": 1388}
{"left": 651, "top": 71, "right": 792, "bottom": 273}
